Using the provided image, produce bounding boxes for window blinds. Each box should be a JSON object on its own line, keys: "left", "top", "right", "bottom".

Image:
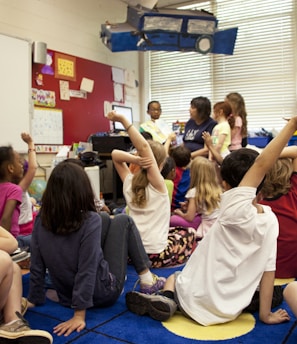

{"left": 146, "top": 0, "right": 297, "bottom": 134}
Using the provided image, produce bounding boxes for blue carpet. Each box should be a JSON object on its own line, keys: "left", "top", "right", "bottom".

{"left": 22, "top": 266, "right": 297, "bottom": 344}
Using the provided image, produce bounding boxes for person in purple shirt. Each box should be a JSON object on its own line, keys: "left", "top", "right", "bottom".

{"left": 183, "top": 96, "right": 217, "bottom": 159}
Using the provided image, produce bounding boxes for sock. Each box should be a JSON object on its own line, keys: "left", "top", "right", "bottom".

{"left": 162, "top": 290, "right": 175, "bottom": 300}
{"left": 139, "top": 271, "right": 154, "bottom": 285}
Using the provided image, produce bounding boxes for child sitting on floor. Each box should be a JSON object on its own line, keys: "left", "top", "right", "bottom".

{"left": 170, "top": 156, "right": 221, "bottom": 239}
{"left": 125, "top": 116, "right": 297, "bottom": 326}
{"left": 27, "top": 161, "right": 165, "bottom": 337}
{"left": 259, "top": 145, "right": 297, "bottom": 278}
{"left": 108, "top": 111, "right": 196, "bottom": 268}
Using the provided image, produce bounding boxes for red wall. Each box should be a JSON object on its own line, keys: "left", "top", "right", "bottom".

{"left": 32, "top": 50, "right": 114, "bottom": 145}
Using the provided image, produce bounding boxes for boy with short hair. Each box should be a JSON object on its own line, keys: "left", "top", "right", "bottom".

{"left": 125, "top": 116, "right": 297, "bottom": 326}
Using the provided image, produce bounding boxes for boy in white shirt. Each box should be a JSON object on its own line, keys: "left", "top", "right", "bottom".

{"left": 125, "top": 116, "right": 297, "bottom": 326}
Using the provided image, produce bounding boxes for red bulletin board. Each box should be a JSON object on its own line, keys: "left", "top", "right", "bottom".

{"left": 32, "top": 49, "right": 114, "bottom": 145}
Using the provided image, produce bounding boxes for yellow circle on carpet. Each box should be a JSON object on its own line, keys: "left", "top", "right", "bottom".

{"left": 162, "top": 312, "right": 255, "bottom": 340}
{"left": 274, "top": 278, "right": 295, "bottom": 286}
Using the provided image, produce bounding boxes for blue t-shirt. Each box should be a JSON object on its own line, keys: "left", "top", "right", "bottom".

{"left": 183, "top": 118, "right": 217, "bottom": 152}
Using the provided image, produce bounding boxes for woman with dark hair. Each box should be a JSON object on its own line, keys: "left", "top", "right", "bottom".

{"left": 27, "top": 161, "right": 165, "bottom": 337}
{"left": 183, "top": 96, "right": 217, "bottom": 158}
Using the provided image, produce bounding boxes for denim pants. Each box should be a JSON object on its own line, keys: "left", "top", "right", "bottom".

{"left": 99, "top": 212, "right": 151, "bottom": 296}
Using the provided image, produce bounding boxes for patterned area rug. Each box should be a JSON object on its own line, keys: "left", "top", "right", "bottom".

{"left": 22, "top": 266, "right": 297, "bottom": 344}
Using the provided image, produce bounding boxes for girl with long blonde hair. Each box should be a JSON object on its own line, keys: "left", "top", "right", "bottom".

{"left": 172, "top": 157, "right": 222, "bottom": 239}
{"left": 108, "top": 111, "right": 196, "bottom": 268}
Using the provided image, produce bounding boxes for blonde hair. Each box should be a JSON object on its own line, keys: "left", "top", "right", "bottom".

{"left": 131, "top": 140, "right": 166, "bottom": 207}
{"left": 261, "top": 158, "right": 292, "bottom": 198}
{"left": 190, "top": 157, "right": 222, "bottom": 215}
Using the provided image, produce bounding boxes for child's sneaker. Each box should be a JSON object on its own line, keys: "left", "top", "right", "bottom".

{"left": 139, "top": 274, "right": 166, "bottom": 294}
{"left": 126, "top": 291, "right": 177, "bottom": 321}
{"left": 0, "top": 312, "right": 52, "bottom": 343}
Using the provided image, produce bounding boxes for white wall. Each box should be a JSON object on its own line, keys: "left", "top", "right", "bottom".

{"left": 0, "top": 0, "right": 139, "bottom": 69}
{"left": 0, "top": 0, "right": 142, "bottom": 186}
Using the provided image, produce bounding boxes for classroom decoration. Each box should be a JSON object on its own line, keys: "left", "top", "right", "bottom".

{"left": 28, "top": 179, "right": 47, "bottom": 203}
{"left": 55, "top": 52, "right": 76, "bottom": 81}
{"left": 100, "top": 1, "right": 238, "bottom": 55}
{"left": 32, "top": 107, "right": 63, "bottom": 144}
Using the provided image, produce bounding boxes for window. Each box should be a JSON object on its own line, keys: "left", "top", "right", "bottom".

{"left": 145, "top": 0, "right": 297, "bottom": 133}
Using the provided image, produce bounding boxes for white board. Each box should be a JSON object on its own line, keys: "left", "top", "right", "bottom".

{"left": 0, "top": 33, "right": 32, "bottom": 152}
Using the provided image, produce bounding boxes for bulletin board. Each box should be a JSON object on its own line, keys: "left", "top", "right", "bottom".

{"left": 32, "top": 107, "right": 63, "bottom": 144}
{"left": 32, "top": 50, "right": 115, "bottom": 145}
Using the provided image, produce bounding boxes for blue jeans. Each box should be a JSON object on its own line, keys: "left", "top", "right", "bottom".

{"left": 17, "top": 234, "right": 32, "bottom": 251}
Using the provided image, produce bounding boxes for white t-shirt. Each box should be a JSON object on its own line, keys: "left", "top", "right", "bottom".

{"left": 175, "top": 186, "right": 278, "bottom": 325}
{"left": 19, "top": 191, "right": 33, "bottom": 225}
{"left": 123, "top": 173, "right": 170, "bottom": 253}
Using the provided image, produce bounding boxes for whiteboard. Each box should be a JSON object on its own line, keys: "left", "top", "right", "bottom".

{"left": 32, "top": 107, "right": 63, "bottom": 144}
{"left": 0, "top": 33, "right": 31, "bottom": 151}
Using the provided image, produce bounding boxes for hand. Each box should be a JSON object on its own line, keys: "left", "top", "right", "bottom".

{"left": 106, "top": 110, "right": 124, "bottom": 123}
{"left": 179, "top": 201, "right": 189, "bottom": 212}
{"left": 168, "top": 132, "right": 176, "bottom": 142}
{"left": 21, "top": 132, "right": 33, "bottom": 145}
{"left": 53, "top": 313, "right": 86, "bottom": 337}
{"left": 260, "top": 309, "right": 290, "bottom": 324}
{"left": 136, "top": 156, "right": 153, "bottom": 169}
{"left": 202, "top": 131, "right": 212, "bottom": 148}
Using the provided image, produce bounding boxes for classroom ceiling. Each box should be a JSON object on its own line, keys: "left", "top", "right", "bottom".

{"left": 156, "top": 0, "right": 205, "bottom": 8}
{"left": 120, "top": 1, "right": 207, "bottom": 9}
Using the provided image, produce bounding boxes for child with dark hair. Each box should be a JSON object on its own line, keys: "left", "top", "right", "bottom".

{"left": 0, "top": 146, "right": 24, "bottom": 239}
{"left": 27, "top": 161, "right": 165, "bottom": 337}
{"left": 169, "top": 145, "right": 191, "bottom": 211}
{"left": 125, "top": 116, "right": 297, "bottom": 326}
{"left": 183, "top": 96, "right": 217, "bottom": 158}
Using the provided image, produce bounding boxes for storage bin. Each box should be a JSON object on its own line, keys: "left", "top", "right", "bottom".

{"left": 247, "top": 137, "right": 271, "bottom": 148}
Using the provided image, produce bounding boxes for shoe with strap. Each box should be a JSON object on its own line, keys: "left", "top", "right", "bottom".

{"left": 0, "top": 311, "right": 53, "bottom": 343}
{"left": 126, "top": 291, "right": 177, "bottom": 321}
{"left": 133, "top": 273, "right": 166, "bottom": 295}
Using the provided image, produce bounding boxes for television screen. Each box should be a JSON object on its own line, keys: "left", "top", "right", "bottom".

{"left": 112, "top": 105, "right": 133, "bottom": 132}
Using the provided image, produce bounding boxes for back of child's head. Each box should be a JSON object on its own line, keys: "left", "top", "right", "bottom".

{"left": 261, "top": 158, "right": 292, "bottom": 198}
{"left": 0, "top": 146, "right": 14, "bottom": 179}
{"left": 170, "top": 145, "right": 191, "bottom": 168}
{"left": 131, "top": 140, "right": 166, "bottom": 208}
{"left": 214, "top": 101, "right": 232, "bottom": 119}
{"left": 148, "top": 140, "right": 167, "bottom": 167}
{"left": 190, "top": 157, "right": 221, "bottom": 214}
{"left": 40, "top": 161, "right": 96, "bottom": 234}
{"left": 220, "top": 148, "right": 259, "bottom": 188}
{"left": 161, "top": 156, "right": 176, "bottom": 180}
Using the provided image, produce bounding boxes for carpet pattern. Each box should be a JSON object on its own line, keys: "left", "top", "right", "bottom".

{"left": 22, "top": 266, "right": 297, "bottom": 344}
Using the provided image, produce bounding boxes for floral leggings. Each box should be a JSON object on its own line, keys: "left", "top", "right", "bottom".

{"left": 148, "top": 227, "right": 196, "bottom": 268}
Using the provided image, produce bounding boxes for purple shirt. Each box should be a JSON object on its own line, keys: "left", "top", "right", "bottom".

{"left": 0, "top": 182, "right": 22, "bottom": 237}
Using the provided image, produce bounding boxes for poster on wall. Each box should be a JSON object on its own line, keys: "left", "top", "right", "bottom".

{"left": 32, "top": 88, "right": 56, "bottom": 107}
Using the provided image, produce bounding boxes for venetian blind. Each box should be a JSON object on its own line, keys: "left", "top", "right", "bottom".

{"left": 146, "top": 0, "right": 297, "bottom": 133}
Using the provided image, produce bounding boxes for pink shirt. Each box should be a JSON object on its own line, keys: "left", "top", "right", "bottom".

{"left": 0, "top": 182, "right": 22, "bottom": 237}
{"left": 229, "top": 115, "right": 242, "bottom": 151}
